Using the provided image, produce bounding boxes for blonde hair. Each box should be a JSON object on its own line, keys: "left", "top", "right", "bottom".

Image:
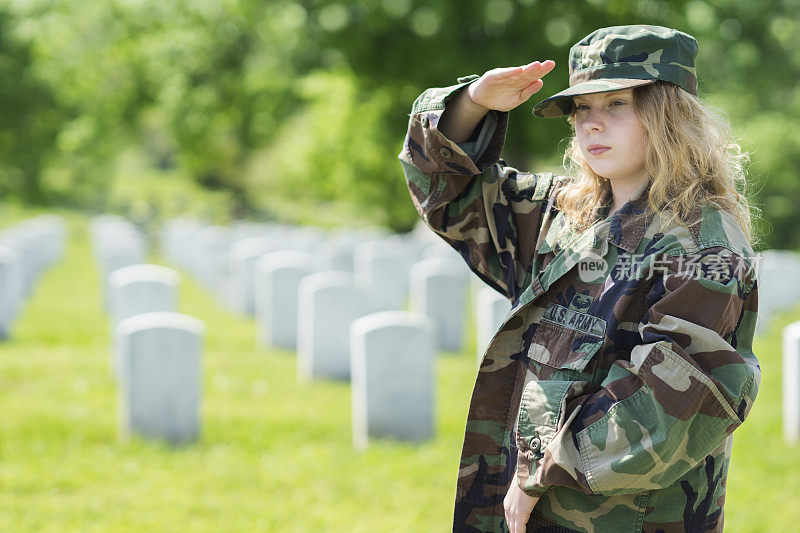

{"left": 555, "top": 81, "right": 759, "bottom": 247}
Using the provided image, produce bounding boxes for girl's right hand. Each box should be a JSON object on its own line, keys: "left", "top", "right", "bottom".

{"left": 467, "top": 60, "right": 556, "bottom": 112}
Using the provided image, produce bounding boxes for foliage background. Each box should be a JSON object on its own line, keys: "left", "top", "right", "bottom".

{"left": 1, "top": 0, "right": 798, "bottom": 243}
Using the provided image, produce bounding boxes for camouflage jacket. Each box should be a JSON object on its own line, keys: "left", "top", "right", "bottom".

{"left": 397, "top": 75, "right": 761, "bottom": 533}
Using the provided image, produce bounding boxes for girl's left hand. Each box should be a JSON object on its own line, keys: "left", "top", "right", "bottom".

{"left": 503, "top": 474, "right": 541, "bottom": 533}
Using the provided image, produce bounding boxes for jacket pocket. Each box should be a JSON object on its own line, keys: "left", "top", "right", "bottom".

{"left": 527, "top": 302, "right": 606, "bottom": 374}
{"left": 516, "top": 378, "right": 574, "bottom": 463}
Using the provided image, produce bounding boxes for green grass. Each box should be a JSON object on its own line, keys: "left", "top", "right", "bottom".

{"left": 726, "top": 309, "right": 800, "bottom": 531}
{"left": 0, "top": 210, "right": 477, "bottom": 532}
{"left": 0, "top": 206, "right": 797, "bottom": 532}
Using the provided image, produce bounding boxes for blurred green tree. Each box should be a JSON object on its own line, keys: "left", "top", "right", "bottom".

{"left": 0, "top": 9, "right": 62, "bottom": 203}
{"left": 0, "top": 0, "right": 797, "bottom": 247}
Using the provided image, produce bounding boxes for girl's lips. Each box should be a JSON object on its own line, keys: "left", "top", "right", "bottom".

{"left": 588, "top": 147, "right": 610, "bottom": 155}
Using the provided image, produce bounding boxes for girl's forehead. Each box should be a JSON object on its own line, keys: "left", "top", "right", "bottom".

{"left": 573, "top": 89, "right": 634, "bottom": 102}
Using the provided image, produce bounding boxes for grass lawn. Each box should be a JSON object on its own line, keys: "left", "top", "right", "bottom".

{"left": 0, "top": 205, "right": 797, "bottom": 531}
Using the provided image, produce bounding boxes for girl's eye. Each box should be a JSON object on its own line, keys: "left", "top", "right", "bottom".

{"left": 575, "top": 101, "right": 624, "bottom": 111}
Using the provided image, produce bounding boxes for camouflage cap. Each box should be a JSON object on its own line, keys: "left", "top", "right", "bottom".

{"left": 532, "top": 25, "right": 698, "bottom": 118}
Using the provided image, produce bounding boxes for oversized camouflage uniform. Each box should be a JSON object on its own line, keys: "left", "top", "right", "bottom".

{"left": 397, "top": 74, "right": 760, "bottom": 532}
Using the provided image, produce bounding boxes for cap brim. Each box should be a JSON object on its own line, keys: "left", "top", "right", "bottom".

{"left": 532, "top": 78, "right": 657, "bottom": 118}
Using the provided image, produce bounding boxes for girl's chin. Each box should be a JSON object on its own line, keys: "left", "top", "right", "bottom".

{"left": 587, "top": 167, "right": 614, "bottom": 180}
{"left": 588, "top": 169, "right": 627, "bottom": 182}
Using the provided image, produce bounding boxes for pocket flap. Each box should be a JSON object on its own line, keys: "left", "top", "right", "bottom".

{"left": 527, "top": 303, "right": 606, "bottom": 372}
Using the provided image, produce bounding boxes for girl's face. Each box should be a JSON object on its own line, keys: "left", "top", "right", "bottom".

{"left": 572, "top": 89, "right": 649, "bottom": 185}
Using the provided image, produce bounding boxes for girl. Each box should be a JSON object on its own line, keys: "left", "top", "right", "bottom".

{"left": 398, "top": 25, "right": 760, "bottom": 533}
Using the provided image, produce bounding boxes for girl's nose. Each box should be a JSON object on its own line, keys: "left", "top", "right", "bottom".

{"left": 583, "top": 110, "right": 605, "bottom": 133}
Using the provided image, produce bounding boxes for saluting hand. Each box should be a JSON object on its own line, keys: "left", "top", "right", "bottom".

{"left": 467, "top": 60, "right": 556, "bottom": 112}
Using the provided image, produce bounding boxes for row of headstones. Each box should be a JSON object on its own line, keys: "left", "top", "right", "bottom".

{"left": 160, "top": 217, "right": 511, "bottom": 357}
{"left": 159, "top": 217, "right": 513, "bottom": 446}
{"left": 159, "top": 217, "right": 465, "bottom": 314}
{"left": 90, "top": 215, "right": 149, "bottom": 307}
{"left": 0, "top": 214, "right": 67, "bottom": 340}
{"left": 90, "top": 215, "right": 204, "bottom": 445}
{"left": 277, "top": 267, "right": 510, "bottom": 446}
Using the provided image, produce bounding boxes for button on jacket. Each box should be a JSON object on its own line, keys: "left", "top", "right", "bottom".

{"left": 397, "top": 76, "right": 761, "bottom": 533}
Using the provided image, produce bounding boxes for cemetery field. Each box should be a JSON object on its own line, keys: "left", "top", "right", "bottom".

{"left": 0, "top": 208, "right": 799, "bottom": 532}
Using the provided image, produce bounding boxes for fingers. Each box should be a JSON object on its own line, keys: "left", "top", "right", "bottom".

{"left": 519, "top": 60, "right": 554, "bottom": 70}
{"left": 520, "top": 60, "right": 555, "bottom": 79}
{"left": 504, "top": 512, "right": 515, "bottom": 533}
{"left": 508, "top": 514, "right": 523, "bottom": 533}
{"left": 504, "top": 495, "right": 514, "bottom": 532}
{"left": 519, "top": 78, "right": 544, "bottom": 101}
{"left": 491, "top": 65, "right": 526, "bottom": 79}
{"left": 504, "top": 503, "right": 525, "bottom": 533}
{"left": 490, "top": 60, "right": 554, "bottom": 80}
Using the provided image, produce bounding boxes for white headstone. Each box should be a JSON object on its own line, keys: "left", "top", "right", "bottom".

{"left": 228, "top": 237, "right": 282, "bottom": 315}
{"left": 350, "top": 311, "right": 434, "bottom": 449}
{"left": 108, "top": 265, "right": 181, "bottom": 375}
{"left": 476, "top": 286, "right": 511, "bottom": 363}
{"left": 411, "top": 219, "right": 441, "bottom": 244}
{"left": 297, "top": 272, "right": 366, "bottom": 381}
{"left": 193, "top": 226, "right": 230, "bottom": 291}
{"left": 31, "top": 214, "right": 67, "bottom": 261}
{"left": 1, "top": 232, "right": 38, "bottom": 295}
{"left": 758, "top": 250, "right": 800, "bottom": 332}
{"left": 116, "top": 312, "right": 204, "bottom": 445}
{"left": 354, "top": 240, "right": 409, "bottom": 312}
{"left": 410, "top": 258, "right": 470, "bottom": 352}
{"left": 160, "top": 218, "right": 204, "bottom": 270}
{"left": 24, "top": 214, "right": 67, "bottom": 265}
{"left": 212, "top": 252, "right": 230, "bottom": 302}
{"left": 315, "top": 238, "right": 357, "bottom": 273}
{"left": 289, "top": 226, "right": 325, "bottom": 254}
{"left": 422, "top": 240, "right": 461, "bottom": 261}
{"left": 423, "top": 241, "right": 472, "bottom": 279}
{"left": 255, "top": 251, "right": 314, "bottom": 350}
{"left": 103, "top": 248, "right": 147, "bottom": 279}
{"left": 0, "top": 248, "right": 18, "bottom": 339}
{"left": 0, "top": 245, "right": 22, "bottom": 325}
{"left": 108, "top": 264, "right": 180, "bottom": 323}
{"left": 783, "top": 321, "right": 800, "bottom": 444}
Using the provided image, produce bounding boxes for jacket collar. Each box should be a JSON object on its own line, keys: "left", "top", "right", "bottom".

{"left": 540, "top": 179, "right": 655, "bottom": 257}
{"left": 516, "top": 180, "right": 654, "bottom": 311}
{"left": 603, "top": 180, "right": 654, "bottom": 254}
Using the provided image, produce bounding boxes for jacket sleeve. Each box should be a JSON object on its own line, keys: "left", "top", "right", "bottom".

{"left": 514, "top": 246, "right": 761, "bottom": 496}
{"left": 398, "top": 74, "right": 556, "bottom": 301}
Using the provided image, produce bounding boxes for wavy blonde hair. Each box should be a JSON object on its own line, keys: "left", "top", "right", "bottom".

{"left": 555, "top": 81, "right": 759, "bottom": 246}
